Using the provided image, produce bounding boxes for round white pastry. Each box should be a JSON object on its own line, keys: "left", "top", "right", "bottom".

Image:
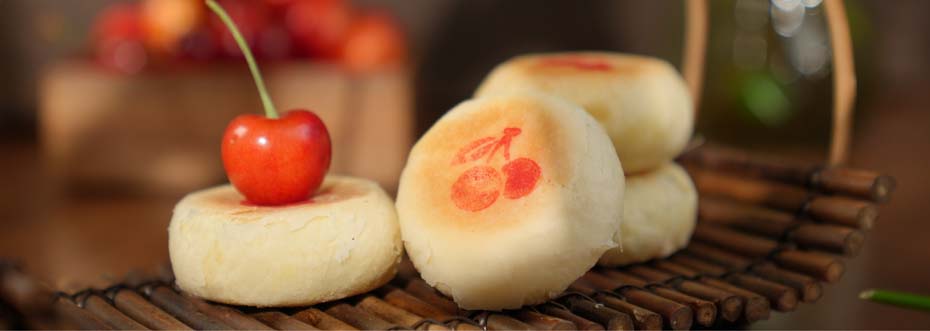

{"left": 169, "top": 176, "right": 403, "bottom": 307}
{"left": 396, "top": 92, "right": 625, "bottom": 310}
{"left": 599, "top": 163, "right": 697, "bottom": 267}
{"left": 476, "top": 52, "right": 694, "bottom": 174}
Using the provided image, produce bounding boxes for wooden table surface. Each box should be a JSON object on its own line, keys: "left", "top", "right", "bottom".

{"left": 0, "top": 142, "right": 174, "bottom": 292}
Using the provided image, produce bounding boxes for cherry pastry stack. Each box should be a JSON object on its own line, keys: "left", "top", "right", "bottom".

{"left": 477, "top": 52, "right": 698, "bottom": 267}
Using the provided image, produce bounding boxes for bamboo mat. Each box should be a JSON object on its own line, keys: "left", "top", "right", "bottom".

{"left": 0, "top": 145, "right": 895, "bottom": 330}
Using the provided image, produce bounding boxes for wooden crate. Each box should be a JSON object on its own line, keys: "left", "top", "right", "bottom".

{"left": 39, "top": 60, "right": 413, "bottom": 195}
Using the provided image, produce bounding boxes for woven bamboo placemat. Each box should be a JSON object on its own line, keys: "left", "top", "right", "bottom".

{"left": 0, "top": 145, "right": 895, "bottom": 330}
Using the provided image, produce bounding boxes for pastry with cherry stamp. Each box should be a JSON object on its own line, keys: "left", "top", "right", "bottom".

{"left": 450, "top": 127, "right": 542, "bottom": 212}
{"left": 396, "top": 92, "right": 625, "bottom": 310}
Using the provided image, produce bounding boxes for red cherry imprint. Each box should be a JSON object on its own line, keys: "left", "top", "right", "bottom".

{"left": 538, "top": 55, "right": 612, "bottom": 71}
{"left": 449, "top": 127, "right": 542, "bottom": 212}
{"left": 452, "top": 136, "right": 496, "bottom": 165}
{"left": 502, "top": 157, "right": 541, "bottom": 199}
{"left": 451, "top": 165, "right": 501, "bottom": 212}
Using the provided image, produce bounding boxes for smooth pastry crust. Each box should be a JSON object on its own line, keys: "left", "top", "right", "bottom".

{"left": 396, "top": 92, "right": 625, "bottom": 310}
{"left": 169, "top": 176, "right": 403, "bottom": 307}
{"left": 599, "top": 163, "right": 697, "bottom": 266}
{"left": 476, "top": 52, "right": 694, "bottom": 173}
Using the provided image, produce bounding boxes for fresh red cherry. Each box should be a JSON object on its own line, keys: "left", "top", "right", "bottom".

{"left": 208, "top": 0, "right": 332, "bottom": 205}
{"left": 222, "top": 110, "right": 331, "bottom": 205}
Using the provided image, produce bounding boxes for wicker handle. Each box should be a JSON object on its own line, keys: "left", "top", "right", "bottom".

{"left": 681, "top": 0, "right": 857, "bottom": 165}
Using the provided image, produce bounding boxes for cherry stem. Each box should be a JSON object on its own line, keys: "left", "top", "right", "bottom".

{"left": 205, "top": 0, "right": 279, "bottom": 119}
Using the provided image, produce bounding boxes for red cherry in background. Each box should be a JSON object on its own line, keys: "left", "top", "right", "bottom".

{"left": 208, "top": 0, "right": 271, "bottom": 58}
{"left": 208, "top": 0, "right": 332, "bottom": 205}
{"left": 92, "top": 3, "right": 148, "bottom": 74}
{"left": 340, "top": 10, "right": 407, "bottom": 72}
{"left": 264, "top": 0, "right": 298, "bottom": 8}
{"left": 255, "top": 24, "right": 295, "bottom": 60}
{"left": 177, "top": 26, "right": 219, "bottom": 61}
{"left": 222, "top": 110, "right": 331, "bottom": 205}
{"left": 139, "top": 0, "right": 204, "bottom": 57}
{"left": 285, "top": 0, "right": 354, "bottom": 59}
{"left": 209, "top": 1, "right": 294, "bottom": 60}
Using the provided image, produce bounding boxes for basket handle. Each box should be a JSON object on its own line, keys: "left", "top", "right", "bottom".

{"left": 681, "top": 0, "right": 708, "bottom": 112}
{"left": 681, "top": 0, "right": 857, "bottom": 165}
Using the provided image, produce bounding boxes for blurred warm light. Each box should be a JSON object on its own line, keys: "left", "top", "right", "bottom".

{"left": 141, "top": 0, "right": 204, "bottom": 55}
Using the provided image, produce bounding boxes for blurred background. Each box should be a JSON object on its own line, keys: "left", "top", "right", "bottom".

{"left": 1, "top": 0, "right": 929, "bottom": 328}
